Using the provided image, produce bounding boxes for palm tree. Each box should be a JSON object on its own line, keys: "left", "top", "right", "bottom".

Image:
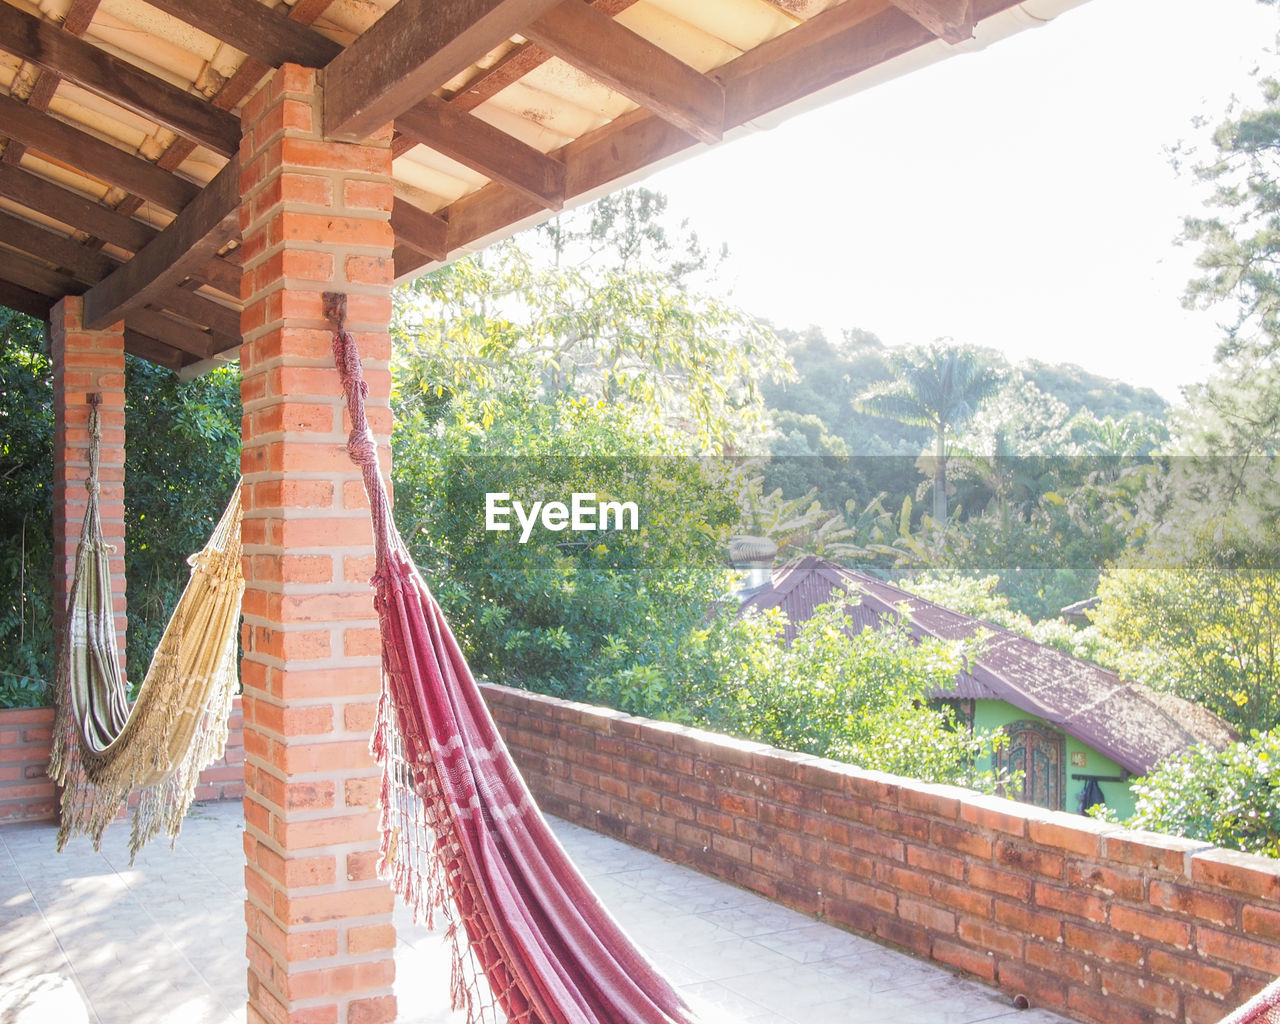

{"left": 857, "top": 341, "right": 1003, "bottom": 524}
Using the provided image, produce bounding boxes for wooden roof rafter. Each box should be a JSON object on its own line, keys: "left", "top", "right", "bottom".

{"left": 82, "top": 157, "right": 241, "bottom": 331}
{"left": 887, "top": 0, "right": 975, "bottom": 44}
{"left": 0, "top": 0, "right": 1081, "bottom": 370}
{"left": 522, "top": 2, "right": 724, "bottom": 145}
{"left": 0, "top": 3, "right": 240, "bottom": 157}
{"left": 0, "top": 279, "right": 53, "bottom": 319}
{"left": 1, "top": 0, "right": 102, "bottom": 169}
{"left": 321, "top": 0, "right": 566, "bottom": 142}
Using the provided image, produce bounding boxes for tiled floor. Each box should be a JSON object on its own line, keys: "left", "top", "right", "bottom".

{"left": 1, "top": 800, "right": 1071, "bottom": 1024}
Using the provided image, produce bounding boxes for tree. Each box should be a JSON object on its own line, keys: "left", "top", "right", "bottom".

{"left": 389, "top": 190, "right": 779, "bottom": 697}
{"left": 1096, "top": 731, "right": 1280, "bottom": 858}
{"left": 395, "top": 188, "right": 789, "bottom": 453}
{"left": 630, "top": 601, "right": 1013, "bottom": 792}
{"left": 123, "top": 358, "right": 240, "bottom": 678}
{"left": 1175, "top": 18, "right": 1280, "bottom": 528}
{"left": 390, "top": 384, "right": 741, "bottom": 701}
{"left": 857, "top": 342, "right": 1003, "bottom": 524}
{"left": 1092, "top": 527, "right": 1280, "bottom": 734}
{"left": 0, "top": 311, "right": 54, "bottom": 705}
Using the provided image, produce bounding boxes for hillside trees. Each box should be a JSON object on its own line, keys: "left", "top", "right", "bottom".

{"left": 1083, "top": 13, "right": 1280, "bottom": 735}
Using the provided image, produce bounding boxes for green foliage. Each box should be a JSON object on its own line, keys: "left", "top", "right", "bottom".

{"left": 0, "top": 320, "right": 242, "bottom": 706}
{"left": 395, "top": 188, "right": 790, "bottom": 453}
{"left": 124, "top": 358, "right": 241, "bottom": 681}
{"left": 391, "top": 385, "right": 740, "bottom": 700}
{"left": 905, "top": 573, "right": 1124, "bottom": 667}
{"left": 1096, "top": 732, "right": 1280, "bottom": 858}
{"left": 606, "top": 601, "right": 1013, "bottom": 791}
{"left": 0, "top": 311, "right": 54, "bottom": 703}
{"left": 390, "top": 189, "right": 789, "bottom": 700}
{"left": 1093, "top": 527, "right": 1280, "bottom": 733}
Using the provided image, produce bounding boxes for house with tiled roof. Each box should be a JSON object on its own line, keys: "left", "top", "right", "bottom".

{"left": 736, "top": 554, "right": 1235, "bottom": 818}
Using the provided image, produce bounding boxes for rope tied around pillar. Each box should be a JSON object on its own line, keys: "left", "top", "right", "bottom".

{"left": 86, "top": 392, "right": 102, "bottom": 498}
{"left": 323, "top": 291, "right": 396, "bottom": 570}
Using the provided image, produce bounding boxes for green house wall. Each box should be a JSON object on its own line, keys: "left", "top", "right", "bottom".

{"left": 971, "top": 699, "right": 1137, "bottom": 820}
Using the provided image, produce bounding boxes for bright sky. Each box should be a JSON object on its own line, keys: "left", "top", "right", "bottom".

{"left": 641, "top": 0, "right": 1278, "bottom": 403}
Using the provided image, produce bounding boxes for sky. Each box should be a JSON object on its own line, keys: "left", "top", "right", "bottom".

{"left": 639, "top": 0, "right": 1279, "bottom": 403}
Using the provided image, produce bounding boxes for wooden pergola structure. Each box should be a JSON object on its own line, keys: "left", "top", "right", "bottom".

{"left": 0, "top": 0, "right": 1089, "bottom": 1020}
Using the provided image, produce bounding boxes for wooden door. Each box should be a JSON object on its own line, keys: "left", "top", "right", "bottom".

{"left": 1000, "top": 719, "right": 1065, "bottom": 811}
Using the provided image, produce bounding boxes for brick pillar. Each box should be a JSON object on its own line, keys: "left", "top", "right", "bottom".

{"left": 50, "top": 296, "right": 127, "bottom": 674}
{"left": 238, "top": 64, "right": 397, "bottom": 1024}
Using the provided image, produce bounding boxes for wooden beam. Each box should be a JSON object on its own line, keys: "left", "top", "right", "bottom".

{"left": 0, "top": 164, "right": 158, "bottom": 252}
{"left": 125, "top": 307, "right": 218, "bottom": 359}
{"left": 400, "top": 0, "right": 981, "bottom": 280}
{"left": 390, "top": 196, "right": 449, "bottom": 261}
{"left": 140, "top": 0, "right": 341, "bottom": 69}
{"left": 322, "top": 0, "right": 563, "bottom": 142}
{"left": 83, "top": 157, "right": 240, "bottom": 329}
{"left": 190, "top": 257, "right": 241, "bottom": 298}
{"left": 0, "top": 279, "right": 54, "bottom": 319}
{"left": 0, "top": 94, "right": 199, "bottom": 212}
{"left": 0, "top": 208, "right": 117, "bottom": 282}
{"left": 152, "top": 286, "right": 241, "bottom": 339}
{"left": 0, "top": 248, "right": 81, "bottom": 297}
{"left": 1, "top": 64, "right": 60, "bottom": 167}
{"left": 720, "top": 1, "right": 927, "bottom": 128}
{"left": 446, "top": 0, "right": 640, "bottom": 110}
{"left": 393, "top": 243, "right": 428, "bottom": 279}
{"left": 396, "top": 98, "right": 565, "bottom": 209}
{"left": 524, "top": 2, "right": 723, "bottom": 145}
{"left": 886, "top": 0, "right": 974, "bottom": 44}
{"left": 0, "top": 200, "right": 237, "bottom": 340}
{"left": 63, "top": 0, "right": 103, "bottom": 35}
{"left": 1, "top": 0, "right": 101, "bottom": 167}
{"left": 0, "top": 4, "right": 240, "bottom": 157}
{"left": 123, "top": 327, "right": 186, "bottom": 370}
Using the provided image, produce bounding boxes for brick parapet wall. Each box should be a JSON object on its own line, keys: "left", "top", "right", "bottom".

{"left": 481, "top": 683, "right": 1280, "bottom": 1024}
{"left": 0, "top": 700, "right": 245, "bottom": 824}
{"left": 0, "top": 707, "right": 57, "bottom": 822}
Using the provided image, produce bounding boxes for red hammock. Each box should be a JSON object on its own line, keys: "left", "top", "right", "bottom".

{"left": 325, "top": 295, "right": 702, "bottom": 1024}
{"left": 1219, "top": 979, "right": 1280, "bottom": 1024}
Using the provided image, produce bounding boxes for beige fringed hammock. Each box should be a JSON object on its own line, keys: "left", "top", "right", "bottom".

{"left": 49, "top": 395, "right": 245, "bottom": 860}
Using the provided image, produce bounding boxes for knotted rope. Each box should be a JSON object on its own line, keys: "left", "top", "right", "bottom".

{"left": 325, "top": 292, "right": 396, "bottom": 570}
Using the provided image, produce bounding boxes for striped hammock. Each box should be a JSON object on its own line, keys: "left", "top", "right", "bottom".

{"left": 49, "top": 397, "right": 244, "bottom": 860}
{"left": 326, "top": 293, "right": 702, "bottom": 1024}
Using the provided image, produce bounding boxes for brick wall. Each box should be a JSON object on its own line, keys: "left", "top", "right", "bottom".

{"left": 0, "top": 700, "right": 245, "bottom": 824}
{"left": 193, "top": 698, "right": 246, "bottom": 803}
{"left": 0, "top": 707, "right": 57, "bottom": 822}
{"left": 482, "top": 683, "right": 1280, "bottom": 1024}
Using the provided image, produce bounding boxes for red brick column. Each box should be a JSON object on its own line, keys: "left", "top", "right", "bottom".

{"left": 50, "top": 296, "right": 127, "bottom": 673}
{"left": 238, "top": 64, "right": 396, "bottom": 1024}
